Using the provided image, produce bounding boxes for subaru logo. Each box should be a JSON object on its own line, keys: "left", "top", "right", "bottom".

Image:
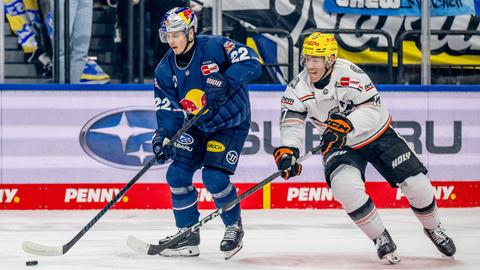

{"left": 177, "top": 134, "right": 194, "bottom": 145}
{"left": 79, "top": 107, "right": 168, "bottom": 170}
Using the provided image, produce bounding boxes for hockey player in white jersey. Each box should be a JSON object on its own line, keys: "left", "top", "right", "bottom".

{"left": 273, "top": 32, "right": 456, "bottom": 263}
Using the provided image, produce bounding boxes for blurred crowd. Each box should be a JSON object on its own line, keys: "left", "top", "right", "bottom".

{"left": 4, "top": 0, "right": 204, "bottom": 83}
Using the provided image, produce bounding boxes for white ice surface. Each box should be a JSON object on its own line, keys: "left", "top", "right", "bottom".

{"left": 1, "top": 208, "right": 479, "bottom": 270}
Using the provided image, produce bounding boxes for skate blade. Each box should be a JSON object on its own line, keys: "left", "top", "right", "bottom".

{"left": 382, "top": 252, "right": 401, "bottom": 264}
{"left": 441, "top": 254, "right": 455, "bottom": 260}
{"left": 159, "top": 246, "right": 200, "bottom": 257}
{"left": 224, "top": 241, "right": 243, "bottom": 260}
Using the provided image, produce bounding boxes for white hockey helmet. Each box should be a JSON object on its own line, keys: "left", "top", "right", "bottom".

{"left": 159, "top": 7, "right": 198, "bottom": 43}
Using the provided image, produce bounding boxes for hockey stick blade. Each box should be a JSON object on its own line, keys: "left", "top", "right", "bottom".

{"left": 127, "top": 144, "right": 322, "bottom": 255}
{"left": 22, "top": 241, "right": 63, "bottom": 256}
{"left": 22, "top": 107, "right": 207, "bottom": 256}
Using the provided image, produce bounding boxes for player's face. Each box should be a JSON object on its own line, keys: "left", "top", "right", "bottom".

{"left": 166, "top": 31, "right": 189, "bottom": 55}
{"left": 303, "top": 55, "right": 327, "bottom": 83}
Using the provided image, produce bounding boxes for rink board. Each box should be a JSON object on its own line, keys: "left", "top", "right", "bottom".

{"left": 1, "top": 84, "right": 480, "bottom": 209}
{"left": 0, "top": 181, "right": 479, "bottom": 209}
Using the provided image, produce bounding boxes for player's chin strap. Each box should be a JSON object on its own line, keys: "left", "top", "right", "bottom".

{"left": 318, "top": 59, "right": 335, "bottom": 82}
{"left": 180, "top": 31, "right": 196, "bottom": 55}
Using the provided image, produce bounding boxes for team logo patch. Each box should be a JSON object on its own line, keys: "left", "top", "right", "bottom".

{"left": 180, "top": 89, "right": 207, "bottom": 115}
{"left": 226, "top": 151, "right": 238, "bottom": 165}
{"left": 201, "top": 63, "right": 219, "bottom": 75}
{"left": 177, "top": 134, "right": 194, "bottom": 145}
{"left": 207, "top": 140, "right": 225, "bottom": 152}
{"left": 224, "top": 41, "right": 235, "bottom": 52}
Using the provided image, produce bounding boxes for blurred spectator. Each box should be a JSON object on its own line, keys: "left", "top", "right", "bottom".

{"left": 43, "top": 0, "right": 110, "bottom": 83}
{"left": 4, "top": 0, "right": 52, "bottom": 77}
{"left": 113, "top": 0, "right": 190, "bottom": 81}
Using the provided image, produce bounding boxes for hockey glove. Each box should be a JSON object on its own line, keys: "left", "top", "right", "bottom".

{"left": 320, "top": 113, "right": 353, "bottom": 156}
{"left": 273, "top": 146, "right": 302, "bottom": 180}
{"left": 152, "top": 128, "right": 176, "bottom": 164}
{"left": 205, "top": 73, "right": 230, "bottom": 110}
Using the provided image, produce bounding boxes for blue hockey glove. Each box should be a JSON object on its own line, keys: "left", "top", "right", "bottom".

{"left": 273, "top": 146, "right": 302, "bottom": 180}
{"left": 204, "top": 73, "right": 231, "bottom": 110}
{"left": 152, "top": 129, "right": 176, "bottom": 164}
{"left": 320, "top": 113, "right": 353, "bottom": 156}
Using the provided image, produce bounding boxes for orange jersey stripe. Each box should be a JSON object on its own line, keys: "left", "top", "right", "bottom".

{"left": 351, "top": 116, "right": 392, "bottom": 150}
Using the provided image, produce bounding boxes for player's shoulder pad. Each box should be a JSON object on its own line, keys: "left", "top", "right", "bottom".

{"left": 154, "top": 51, "right": 175, "bottom": 89}
{"left": 282, "top": 72, "right": 309, "bottom": 111}
{"left": 331, "top": 58, "right": 365, "bottom": 91}
{"left": 200, "top": 35, "right": 227, "bottom": 50}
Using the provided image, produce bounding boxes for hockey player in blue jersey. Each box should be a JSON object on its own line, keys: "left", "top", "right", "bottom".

{"left": 151, "top": 7, "right": 262, "bottom": 259}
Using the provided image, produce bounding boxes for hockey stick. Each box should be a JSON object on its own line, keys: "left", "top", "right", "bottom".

{"left": 127, "top": 143, "right": 323, "bottom": 255}
{"left": 22, "top": 107, "right": 208, "bottom": 256}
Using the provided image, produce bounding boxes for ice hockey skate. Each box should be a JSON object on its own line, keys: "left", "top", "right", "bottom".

{"left": 220, "top": 218, "right": 244, "bottom": 260}
{"left": 158, "top": 228, "right": 200, "bottom": 257}
{"left": 373, "top": 229, "right": 400, "bottom": 264}
{"left": 424, "top": 225, "right": 456, "bottom": 259}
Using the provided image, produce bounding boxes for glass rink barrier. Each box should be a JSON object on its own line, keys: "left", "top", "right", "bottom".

{"left": 0, "top": 84, "right": 479, "bottom": 269}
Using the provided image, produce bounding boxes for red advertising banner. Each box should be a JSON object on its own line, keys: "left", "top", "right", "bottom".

{"left": 1, "top": 181, "right": 478, "bottom": 210}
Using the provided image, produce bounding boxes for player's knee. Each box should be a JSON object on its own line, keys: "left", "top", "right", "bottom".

{"left": 400, "top": 172, "right": 434, "bottom": 209}
{"left": 166, "top": 161, "right": 195, "bottom": 188}
{"left": 202, "top": 166, "right": 234, "bottom": 198}
{"left": 330, "top": 164, "right": 369, "bottom": 213}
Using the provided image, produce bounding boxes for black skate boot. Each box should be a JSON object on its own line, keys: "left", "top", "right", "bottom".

{"left": 373, "top": 229, "right": 400, "bottom": 264}
{"left": 158, "top": 228, "right": 200, "bottom": 257}
{"left": 220, "top": 218, "right": 244, "bottom": 260}
{"left": 424, "top": 225, "right": 456, "bottom": 258}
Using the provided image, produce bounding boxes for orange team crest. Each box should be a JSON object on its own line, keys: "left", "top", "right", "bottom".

{"left": 179, "top": 89, "right": 208, "bottom": 115}
{"left": 177, "top": 9, "right": 193, "bottom": 24}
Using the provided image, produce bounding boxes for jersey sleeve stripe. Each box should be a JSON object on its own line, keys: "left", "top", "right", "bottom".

{"left": 281, "top": 119, "right": 305, "bottom": 125}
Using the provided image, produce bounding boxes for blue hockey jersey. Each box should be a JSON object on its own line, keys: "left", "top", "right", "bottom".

{"left": 154, "top": 35, "right": 262, "bottom": 137}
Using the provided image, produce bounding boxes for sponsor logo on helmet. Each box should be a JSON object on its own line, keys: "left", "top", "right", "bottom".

{"left": 79, "top": 107, "right": 164, "bottom": 170}
{"left": 305, "top": 40, "right": 320, "bottom": 46}
{"left": 201, "top": 63, "right": 220, "bottom": 75}
{"left": 177, "top": 8, "right": 193, "bottom": 24}
{"left": 207, "top": 140, "right": 225, "bottom": 152}
{"left": 179, "top": 89, "right": 207, "bottom": 115}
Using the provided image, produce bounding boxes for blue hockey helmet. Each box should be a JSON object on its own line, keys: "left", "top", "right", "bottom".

{"left": 159, "top": 7, "right": 198, "bottom": 43}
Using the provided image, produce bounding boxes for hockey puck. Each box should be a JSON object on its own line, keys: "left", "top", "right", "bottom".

{"left": 26, "top": 260, "right": 38, "bottom": 266}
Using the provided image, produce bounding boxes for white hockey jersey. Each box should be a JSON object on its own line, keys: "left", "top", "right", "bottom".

{"left": 280, "top": 58, "right": 392, "bottom": 150}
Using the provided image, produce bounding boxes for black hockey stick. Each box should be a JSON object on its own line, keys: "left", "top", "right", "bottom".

{"left": 127, "top": 143, "right": 323, "bottom": 255}
{"left": 22, "top": 107, "right": 208, "bottom": 256}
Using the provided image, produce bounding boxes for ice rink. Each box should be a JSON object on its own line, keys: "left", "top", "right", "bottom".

{"left": 1, "top": 208, "right": 479, "bottom": 270}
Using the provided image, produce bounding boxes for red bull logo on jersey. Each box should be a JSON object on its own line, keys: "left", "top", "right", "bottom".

{"left": 180, "top": 89, "right": 207, "bottom": 115}
{"left": 224, "top": 41, "right": 235, "bottom": 52}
